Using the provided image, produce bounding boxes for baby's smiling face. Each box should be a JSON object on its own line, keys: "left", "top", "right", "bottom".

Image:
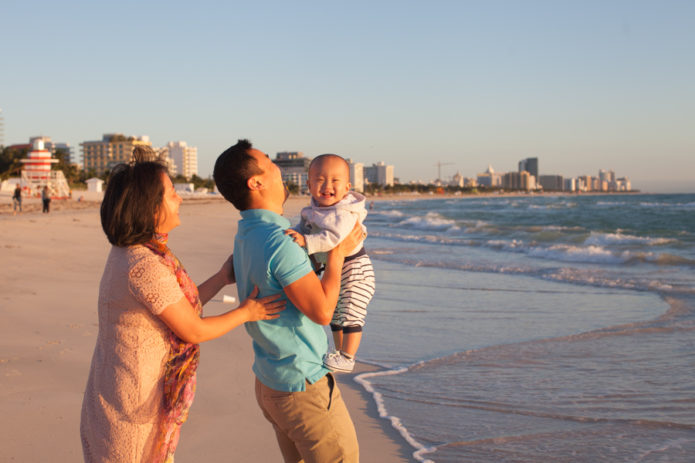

{"left": 307, "top": 155, "right": 351, "bottom": 207}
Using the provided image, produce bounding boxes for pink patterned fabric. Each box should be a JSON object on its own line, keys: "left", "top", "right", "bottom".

{"left": 144, "top": 233, "right": 202, "bottom": 463}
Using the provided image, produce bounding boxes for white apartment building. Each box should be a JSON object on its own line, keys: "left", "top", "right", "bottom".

{"left": 599, "top": 169, "right": 615, "bottom": 184}
{"left": 364, "top": 161, "right": 394, "bottom": 187}
{"left": 153, "top": 146, "right": 177, "bottom": 176}
{"left": 346, "top": 158, "right": 364, "bottom": 192}
{"left": 564, "top": 177, "right": 577, "bottom": 192}
{"left": 616, "top": 177, "right": 631, "bottom": 191}
{"left": 166, "top": 141, "right": 198, "bottom": 179}
{"left": 476, "top": 165, "right": 502, "bottom": 188}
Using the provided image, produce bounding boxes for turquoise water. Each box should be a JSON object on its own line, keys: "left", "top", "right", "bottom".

{"left": 355, "top": 194, "right": 695, "bottom": 462}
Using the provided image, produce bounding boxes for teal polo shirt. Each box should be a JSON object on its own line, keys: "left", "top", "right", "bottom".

{"left": 234, "top": 208, "right": 330, "bottom": 392}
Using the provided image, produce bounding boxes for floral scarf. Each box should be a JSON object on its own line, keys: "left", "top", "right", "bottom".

{"left": 144, "top": 233, "right": 202, "bottom": 463}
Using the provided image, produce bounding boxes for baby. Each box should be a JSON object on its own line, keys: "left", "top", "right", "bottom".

{"left": 286, "top": 154, "right": 375, "bottom": 373}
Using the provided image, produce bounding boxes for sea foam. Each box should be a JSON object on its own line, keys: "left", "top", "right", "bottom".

{"left": 354, "top": 368, "right": 437, "bottom": 463}
{"left": 585, "top": 232, "right": 673, "bottom": 246}
{"left": 398, "top": 212, "right": 459, "bottom": 232}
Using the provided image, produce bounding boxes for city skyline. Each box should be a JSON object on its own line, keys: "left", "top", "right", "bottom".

{"left": 6, "top": 133, "right": 633, "bottom": 194}
{"left": 1, "top": 1, "right": 693, "bottom": 193}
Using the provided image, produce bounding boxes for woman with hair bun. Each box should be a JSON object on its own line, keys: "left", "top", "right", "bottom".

{"left": 80, "top": 147, "right": 285, "bottom": 463}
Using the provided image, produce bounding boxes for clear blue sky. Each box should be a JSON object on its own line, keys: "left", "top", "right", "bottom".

{"left": 1, "top": 0, "right": 693, "bottom": 192}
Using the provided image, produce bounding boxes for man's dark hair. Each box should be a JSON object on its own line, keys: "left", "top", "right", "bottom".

{"left": 100, "top": 149, "right": 169, "bottom": 246}
{"left": 213, "top": 139, "right": 263, "bottom": 210}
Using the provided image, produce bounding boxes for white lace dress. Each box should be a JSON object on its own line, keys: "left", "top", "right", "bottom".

{"left": 80, "top": 245, "right": 184, "bottom": 463}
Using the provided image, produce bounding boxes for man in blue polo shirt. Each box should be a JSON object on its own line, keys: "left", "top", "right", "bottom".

{"left": 213, "top": 139, "right": 363, "bottom": 462}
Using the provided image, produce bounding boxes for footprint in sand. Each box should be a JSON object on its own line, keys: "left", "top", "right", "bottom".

{"left": 38, "top": 340, "right": 62, "bottom": 351}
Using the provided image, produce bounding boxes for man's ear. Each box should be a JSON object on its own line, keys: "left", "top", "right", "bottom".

{"left": 247, "top": 175, "right": 264, "bottom": 191}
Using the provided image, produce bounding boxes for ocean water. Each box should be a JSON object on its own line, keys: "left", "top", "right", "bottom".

{"left": 354, "top": 193, "right": 695, "bottom": 462}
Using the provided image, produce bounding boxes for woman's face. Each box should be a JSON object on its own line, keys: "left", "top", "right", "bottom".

{"left": 156, "top": 173, "right": 182, "bottom": 234}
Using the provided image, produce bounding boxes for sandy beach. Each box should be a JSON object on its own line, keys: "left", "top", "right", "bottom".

{"left": 0, "top": 197, "right": 413, "bottom": 462}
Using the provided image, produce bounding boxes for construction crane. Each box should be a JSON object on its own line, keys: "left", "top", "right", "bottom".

{"left": 435, "top": 161, "right": 454, "bottom": 181}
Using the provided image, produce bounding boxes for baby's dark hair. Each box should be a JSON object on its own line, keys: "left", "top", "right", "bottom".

{"left": 309, "top": 154, "right": 349, "bottom": 173}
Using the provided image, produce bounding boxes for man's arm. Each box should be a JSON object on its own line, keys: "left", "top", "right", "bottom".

{"left": 283, "top": 222, "right": 363, "bottom": 325}
{"left": 197, "top": 254, "right": 235, "bottom": 305}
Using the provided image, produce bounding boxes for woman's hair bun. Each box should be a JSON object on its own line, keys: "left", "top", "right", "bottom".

{"left": 131, "top": 145, "right": 159, "bottom": 164}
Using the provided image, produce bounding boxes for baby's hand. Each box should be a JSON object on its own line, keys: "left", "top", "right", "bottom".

{"left": 285, "top": 229, "right": 307, "bottom": 248}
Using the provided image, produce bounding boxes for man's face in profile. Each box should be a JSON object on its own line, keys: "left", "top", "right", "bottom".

{"left": 249, "top": 149, "right": 289, "bottom": 205}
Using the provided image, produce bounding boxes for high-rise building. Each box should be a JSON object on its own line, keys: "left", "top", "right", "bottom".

{"left": 166, "top": 141, "right": 198, "bottom": 179}
{"left": 274, "top": 151, "right": 311, "bottom": 193}
{"left": 346, "top": 158, "right": 364, "bottom": 192}
{"left": 152, "top": 146, "right": 177, "bottom": 176}
{"left": 599, "top": 169, "right": 616, "bottom": 191}
{"left": 539, "top": 175, "right": 564, "bottom": 191}
{"left": 476, "top": 165, "right": 502, "bottom": 188}
{"left": 576, "top": 176, "right": 590, "bottom": 192}
{"left": 591, "top": 176, "right": 600, "bottom": 191}
{"left": 81, "top": 134, "right": 151, "bottom": 176}
{"left": 598, "top": 169, "right": 615, "bottom": 184}
{"left": 564, "top": 177, "right": 576, "bottom": 192}
{"left": 364, "top": 161, "right": 394, "bottom": 187}
{"left": 616, "top": 177, "right": 631, "bottom": 191}
{"left": 518, "top": 157, "right": 539, "bottom": 180}
{"left": 503, "top": 171, "right": 536, "bottom": 190}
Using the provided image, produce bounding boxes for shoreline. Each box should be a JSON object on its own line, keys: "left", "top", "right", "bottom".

{"left": 0, "top": 189, "right": 654, "bottom": 217}
{"left": 335, "top": 362, "right": 417, "bottom": 462}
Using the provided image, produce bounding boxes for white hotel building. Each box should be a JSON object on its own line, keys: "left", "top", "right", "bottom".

{"left": 166, "top": 141, "right": 198, "bottom": 179}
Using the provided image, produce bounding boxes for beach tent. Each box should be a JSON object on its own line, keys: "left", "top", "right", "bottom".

{"left": 86, "top": 178, "right": 104, "bottom": 193}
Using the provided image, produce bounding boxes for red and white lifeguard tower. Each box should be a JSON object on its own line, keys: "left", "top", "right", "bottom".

{"left": 20, "top": 138, "right": 70, "bottom": 198}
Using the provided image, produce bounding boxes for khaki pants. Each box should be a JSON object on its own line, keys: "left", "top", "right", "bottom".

{"left": 255, "top": 373, "right": 359, "bottom": 463}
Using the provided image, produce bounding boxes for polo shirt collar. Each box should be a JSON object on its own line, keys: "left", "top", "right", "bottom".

{"left": 240, "top": 208, "right": 291, "bottom": 228}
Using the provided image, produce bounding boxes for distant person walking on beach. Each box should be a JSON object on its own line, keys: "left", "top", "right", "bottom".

{"left": 80, "top": 147, "right": 285, "bottom": 463}
{"left": 12, "top": 184, "right": 22, "bottom": 215}
{"left": 41, "top": 186, "right": 51, "bottom": 213}
{"left": 214, "top": 139, "right": 363, "bottom": 463}
{"left": 286, "top": 154, "right": 375, "bottom": 373}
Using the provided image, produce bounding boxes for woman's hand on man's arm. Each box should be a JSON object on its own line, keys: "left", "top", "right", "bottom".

{"left": 158, "top": 286, "right": 285, "bottom": 344}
